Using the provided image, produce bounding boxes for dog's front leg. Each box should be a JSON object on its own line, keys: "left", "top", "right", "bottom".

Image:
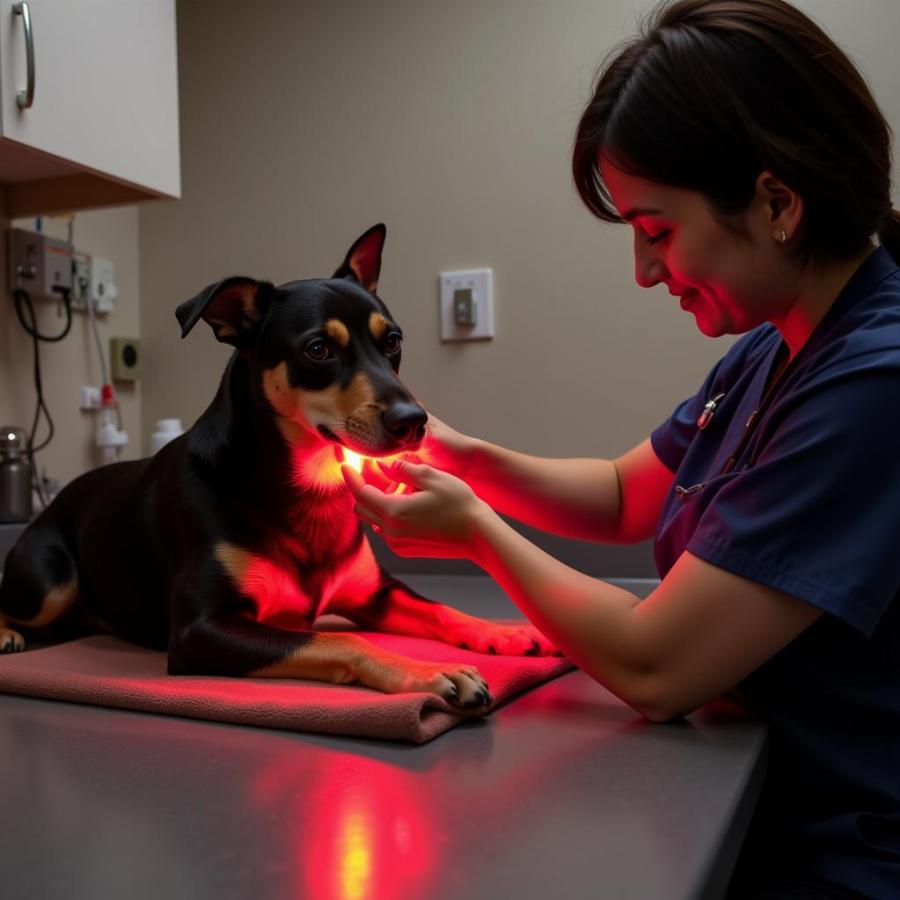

{"left": 334, "top": 576, "right": 561, "bottom": 657}
{"left": 168, "top": 613, "right": 492, "bottom": 708}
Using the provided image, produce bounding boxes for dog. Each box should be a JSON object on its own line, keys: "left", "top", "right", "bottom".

{"left": 0, "top": 224, "right": 557, "bottom": 709}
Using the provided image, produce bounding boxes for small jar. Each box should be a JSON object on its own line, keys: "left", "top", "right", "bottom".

{"left": 0, "top": 426, "right": 32, "bottom": 523}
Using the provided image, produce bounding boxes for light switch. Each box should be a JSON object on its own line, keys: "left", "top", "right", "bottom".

{"left": 439, "top": 269, "right": 494, "bottom": 341}
{"left": 453, "top": 288, "right": 476, "bottom": 326}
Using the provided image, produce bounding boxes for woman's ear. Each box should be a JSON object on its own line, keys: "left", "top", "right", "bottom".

{"left": 755, "top": 170, "right": 804, "bottom": 243}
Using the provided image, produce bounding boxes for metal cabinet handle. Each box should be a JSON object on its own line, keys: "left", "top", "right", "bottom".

{"left": 12, "top": 1, "right": 35, "bottom": 109}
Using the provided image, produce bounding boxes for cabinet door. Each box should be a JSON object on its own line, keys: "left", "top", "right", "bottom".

{"left": 0, "top": 0, "right": 179, "bottom": 197}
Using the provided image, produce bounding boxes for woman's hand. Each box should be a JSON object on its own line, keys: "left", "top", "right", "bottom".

{"left": 416, "top": 413, "right": 479, "bottom": 477}
{"left": 342, "top": 459, "right": 492, "bottom": 559}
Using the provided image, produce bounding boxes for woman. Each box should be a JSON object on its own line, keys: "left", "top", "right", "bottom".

{"left": 344, "top": 1, "right": 900, "bottom": 896}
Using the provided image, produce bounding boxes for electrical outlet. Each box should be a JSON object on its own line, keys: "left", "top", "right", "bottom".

{"left": 79, "top": 385, "right": 101, "bottom": 410}
{"left": 110, "top": 337, "right": 141, "bottom": 382}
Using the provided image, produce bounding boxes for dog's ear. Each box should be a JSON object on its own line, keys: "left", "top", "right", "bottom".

{"left": 332, "top": 223, "right": 386, "bottom": 294}
{"left": 175, "top": 277, "right": 268, "bottom": 347}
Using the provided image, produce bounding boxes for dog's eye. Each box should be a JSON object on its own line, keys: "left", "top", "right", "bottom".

{"left": 384, "top": 332, "right": 402, "bottom": 355}
{"left": 305, "top": 339, "right": 333, "bottom": 362}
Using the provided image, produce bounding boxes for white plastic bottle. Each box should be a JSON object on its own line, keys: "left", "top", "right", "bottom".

{"left": 96, "top": 384, "right": 129, "bottom": 464}
{"left": 151, "top": 418, "right": 184, "bottom": 454}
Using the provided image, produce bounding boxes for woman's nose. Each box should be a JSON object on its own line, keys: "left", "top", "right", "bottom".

{"left": 634, "top": 237, "right": 667, "bottom": 288}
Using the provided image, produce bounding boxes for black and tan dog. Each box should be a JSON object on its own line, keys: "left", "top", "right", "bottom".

{"left": 0, "top": 225, "right": 556, "bottom": 709}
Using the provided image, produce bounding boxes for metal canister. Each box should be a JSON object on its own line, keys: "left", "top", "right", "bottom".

{"left": 0, "top": 426, "right": 32, "bottom": 523}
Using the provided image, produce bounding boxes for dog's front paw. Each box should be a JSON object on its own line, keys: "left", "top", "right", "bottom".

{"left": 453, "top": 622, "right": 561, "bottom": 657}
{"left": 0, "top": 627, "right": 25, "bottom": 653}
{"left": 394, "top": 661, "right": 493, "bottom": 709}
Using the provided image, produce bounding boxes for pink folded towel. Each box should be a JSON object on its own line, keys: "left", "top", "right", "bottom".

{"left": 0, "top": 631, "right": 574, "bottom": 743}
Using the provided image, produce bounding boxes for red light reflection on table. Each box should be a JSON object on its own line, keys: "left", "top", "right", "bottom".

{"left": 254, "top": 753, "right": 435, "bottom": 900}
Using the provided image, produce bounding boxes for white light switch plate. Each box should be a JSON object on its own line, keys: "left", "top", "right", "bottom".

{"left": 439, "top": 268, "right": 494, "bottom": 342}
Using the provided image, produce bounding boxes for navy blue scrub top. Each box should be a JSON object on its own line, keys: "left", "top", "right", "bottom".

{"left": 650, "top": 246, "right": 900, "bottom": 898}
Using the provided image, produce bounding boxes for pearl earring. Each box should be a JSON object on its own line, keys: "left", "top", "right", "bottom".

{"left": 777, "top": 229, "right": 789, "bottom": 244}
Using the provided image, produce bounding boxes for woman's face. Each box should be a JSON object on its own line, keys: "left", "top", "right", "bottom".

{"left": 599, "top": 155, "right": 797, "bottom": 337}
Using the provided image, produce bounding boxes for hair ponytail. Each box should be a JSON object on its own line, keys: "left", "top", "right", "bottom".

{"left": 879, "top": 209, "right": 900, "bottom": 265}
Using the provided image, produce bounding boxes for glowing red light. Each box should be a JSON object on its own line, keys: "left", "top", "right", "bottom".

{"left": 343, "top": 449, "right": 364, "bottom": 474}
{"left": 338, "top": 446, "right": 409, "bottom": 493}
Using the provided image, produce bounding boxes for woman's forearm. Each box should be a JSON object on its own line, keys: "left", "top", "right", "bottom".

{"left": 459, "top": 438, "right": 626, "bottom": 542}
{"left": 468, "top": 503, "right": 662, "bottom": 718}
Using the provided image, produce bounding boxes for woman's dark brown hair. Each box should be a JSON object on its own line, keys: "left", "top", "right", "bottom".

{"left": 572, "top": 0, "right": 900, "bottom": 265}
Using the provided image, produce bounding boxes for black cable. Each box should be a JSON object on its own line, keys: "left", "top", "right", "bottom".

{"left": 13, "top": 286, "right": 72, "bottom": 342}
{"left": 12, "top": 286, "right": 73, "bottom": 505}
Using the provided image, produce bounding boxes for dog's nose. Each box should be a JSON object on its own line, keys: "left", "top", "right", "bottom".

{"left": 382, "top": 402, "right": 428, "bottom": 445}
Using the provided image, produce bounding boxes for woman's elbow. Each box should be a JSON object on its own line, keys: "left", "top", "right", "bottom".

{"left": 622, "top": 672, "right": 698, "bottom": 723}
{"left": 637, "top": 703, "right": 685, "bottom": 724}
{"left": 574, "top": 645, "right": 701, "bottom": 722}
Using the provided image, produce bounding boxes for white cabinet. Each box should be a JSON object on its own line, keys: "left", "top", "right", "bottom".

{"left": 0, "top": 0, "right": 180, "bottom": 215}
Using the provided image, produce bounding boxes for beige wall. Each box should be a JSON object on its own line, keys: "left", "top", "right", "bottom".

{"left": 0, "top": 206, "right": 142, "bottom": 487}
{"left": 139, "top": 0, "right": 900, "bottom": 460}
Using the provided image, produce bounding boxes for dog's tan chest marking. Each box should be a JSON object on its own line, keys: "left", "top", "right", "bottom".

{"left": 318, "top": 537, "right": 381, "bottom": 614}
{"left": 215, "top": 541, "right": 381, "bottom": 628}
{"left": 216, "top": 543, "right": 316, "bottom": 628}
{"left": 215, "top": 536, "right": 379, "bottom": 627}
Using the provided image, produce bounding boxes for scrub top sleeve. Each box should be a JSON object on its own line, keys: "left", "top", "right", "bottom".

{"left": 687, "top": 370, "right": 900, "bottom": 636}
